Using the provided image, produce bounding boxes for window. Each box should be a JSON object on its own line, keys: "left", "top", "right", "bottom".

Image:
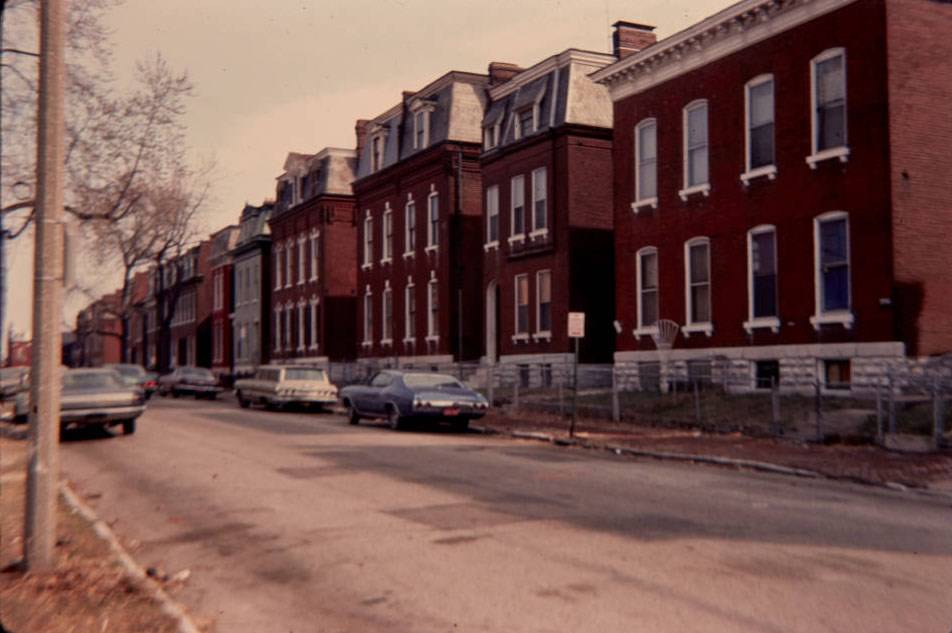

{"left": 284, "top": 240, "right": 292, "bottom": 288}
{"left": 274, "top": 246, "right": 282, "bottom": 288}
{"left": 371, "top": 135, "right": 384, "bottom": 173}
{"left": 274, "top": 307, "right": 282, "bottom": 352}
{"left": 404, "top": 199, "right": 416, "bottom": 254}
{"left": 746, "top": 226, "right": 779, "bottom": 332}
{"left": 213, "top": 272, "right": 223, "bottom": 311}
{"left": 810, "top": 48, "right": 847, "bottom": 162}
{"left": 297, "top": 301, "right": 306, "bottom": 351}
{"left": 309, "top": 298, "right": 319, "bottom": 350}
{"left": 484, "top": 121, "right": 500, "bottom": 149}
{"left": 531, "top": 167, "right": 547, "bottom": 234}
{"left": 634, "top": 119, "right": 657, "bottom": 209}
{"left": 426, "top": 192, "right": 439, "bottom": 249}
{"left": 812, "top": 212, "right": 852, "bottom": 327}
{"left": 427, "top": 278, "right": 439, "bottom": 338}
{"left": 744, "top": 75, "right": 776, "bottom": 179}
{"left": 363, "top": 288, "right": 373, "bottom": 344}
{"left": 297, "top": 235, "right": 306, "bottom": 284}
{"left": 509, "top": 175, "right": 525, "bottom": 241}
{"left": 823, "top": 359, "right": 851, "bottom": 390}
{"left": 284, "top": 303, "right": 292, "bottom": 350}
{"left": 382, "top": 204, "right": 393, "bottom": 262}
{"left": 681, "top": 100, "right": 709, "bottom": 197}
{"left": 309, "top": 230, "right": 319, "bottom": 281}
{"left": 405, "top": 280, "right": 416, "bottom": 341}
{"left": 382, "top": 285, "right": 393, "bottom": 343}
{"left": 514, "top": 274, "right": 529, "bottom": 337}
{"left": 413, "top": 110, "right": 428, "bottom": 149}
{"left": 362, "top": 211, "right": 373, "bottom": 267}
{"left": 636, "top": 247, "right": 658, "bottom": 330}
{"left": 536, "top": 270, "right": 551, "bottom": 335}
{"left": 516, "top": 108, "right": 534, "bottom": 138}
{"left": 485, "top": 185, "right": 499, "bottom": 246}
{"left": 755, "top": 360, "right": 780, "bottom": 390}
{"left": 684, "top": 238, "right": 712, "bottom": 332}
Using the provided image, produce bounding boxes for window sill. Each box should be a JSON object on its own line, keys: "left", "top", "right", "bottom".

{"left": 743, "top": 317, "right": 780, "bottom": 334}
{"left": 424, "top": 245, "right": 439, "bottom": 254}
{"left": 806, "top": 146, "right": 850, "bottom": 169}
{"left": 402, "top": 251, "right": 415, "bottom": 260}
{"left": 360, "top": 341, "right": 373, "bottom": 349}
{"left": 380, "top": 339, "right": 393, "bottom": 347}
{"left": 682, "top": 322, "right": 714, "bottom": 338}
{"left": 632, "top": 326, "right": 659, "bottom": 341}
{"left": 402, "top": 337, "right": 416, "bottom": 345}
{"left": 425, "top": 335, "right": 440, "bottom": 343}
{"left": 309, "top": 276, "right": 318, "bottom": 283}
{"left": 483, "top": 241, "right": 499, "bottom": 253}
{"left": 360, "top": 263, "right": 373, "bottom": 271}
{"left": 380, "top": 258, "right": 392, "bottom": 266}
{"left": 678, "top": 184, "right": 711, "bottom": 201}
{"left": 308, "top": 345, "right": 319, "bottom": 352}
{"left": 511, "top": 333, "right": 530, "bottom": 343}
{"left": 740, "top": 165, "right": 777, "bottom": 185}
{"left": 507, "top": 235, "right": 525, "bottom": 246}
{"left": 532, "top": 331, "right": 552, "bottom": 342}
{"left": 631, "top": 198, "right": 658, "bottom": 213}
{"left": 528, "top": 228, "right": 549, "bottom": 241}
{"left": 810, "top": 311, "right": 854, "bottom": 330}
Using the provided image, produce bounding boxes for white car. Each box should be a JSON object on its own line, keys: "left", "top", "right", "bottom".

{"left": 234, "top": 366, "right": 338, "bottom": 411}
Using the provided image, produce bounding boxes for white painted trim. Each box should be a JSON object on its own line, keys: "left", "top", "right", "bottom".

{"left": 514, "top": 273, "right": 529, "bottom": 337}
{"left": 812, "top": 210, "right": 852, "bottom": 329}
{"left": 535, "top": 269, "right": 551, "bottom": 338}
{"left": 632, "top": 325, "right": 659, "bottom": 341}
{"left": 743, "top": 317, "right": 781, "bottom": 334}
{"left": 485, "top": 184, "right": 499, "bottom": 247}
{"left": 634, "top": 118, "right": 658, "bottom": 206}
{"left": 631, "top": 198, "right": 658, "bottom": 213}
{"left": 381, "top": 283, "right": 393, "bottom": 344}
{"left": 636, "top": 246, "right": 658, "bottom": 330}
{"left": 530, "top": 166, "right": 548, "bottom": 233}
{"left": 528, "top": 228, "right": 549, "bottom": 241}
{"left": 684, "top": 237, "right": 712, "bottom": 331}
{"left": 806, "top": 146, "right": 850, "bottom": 169}
{"left": 404, "top": 278, "right": 415, "bottom": 342}
{"left": 743, "top": 73, "right": 776, "bottom": 179}
{"left": 296, "top": 234, "right": 306, "bottom": 286}
{"left": 426, "top": 189, "right": 440, "bottom": 249}
{"left": 740, "top": 165, "right": 777, "bottom": 185}
{"left": 510, "top": 174, "right": 526, "bottom": 240}
{"left": 427, "top": 277, "right": 439, "bottom": 338}
{"left": 490, "top": 49, "right": 614, "bottom": 100}
{"left": 809, "top": 47, "right": 848, "bottom": 163}
{"left": 678, "top": 184, "right": 711, "bottom": 201}
{"left": 483, "top": 241, "right": 500, "bottom": 252}
{"left": 362, "top": 209, "right": 373, "bottom": 267}
{"left": 381, "top": 202, "right": 393, "bottom": 264}
{"left": 746, "top": 224, "right": 779, "bottom": 329}
{"left": 363, "top": 286, "right": 373, "bottom": 344}
{"left": 682, "top": 99, "right": 709, "bottom": 193}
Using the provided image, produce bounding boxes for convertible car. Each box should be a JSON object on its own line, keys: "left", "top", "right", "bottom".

{"left": 339, "top": 370, "right": 489, "bottom": 431}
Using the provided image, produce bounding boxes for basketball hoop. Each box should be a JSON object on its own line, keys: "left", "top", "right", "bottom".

{"left": 651, "top": 319, "right": 680, "bottom": 351}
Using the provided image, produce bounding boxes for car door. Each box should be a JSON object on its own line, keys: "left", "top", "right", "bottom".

{"left": 362, "top": 372, "right": 392, "bottom": 415}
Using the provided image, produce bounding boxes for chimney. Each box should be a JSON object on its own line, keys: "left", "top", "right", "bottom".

{"left": 488, "top": 61, "right": 523, "bottom": 87}
{"left": 612, "top": 21, "right": 657, "bottom": 59}
{"left": 354, "top": 119, "right": 370, "bottom": 157}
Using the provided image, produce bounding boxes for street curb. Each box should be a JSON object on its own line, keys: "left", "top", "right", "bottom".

{"left": 469, "top": 424, "right": 952, "bottom": 501}
{"left": 60, "top": 483, "right": 202, "bottom": 633}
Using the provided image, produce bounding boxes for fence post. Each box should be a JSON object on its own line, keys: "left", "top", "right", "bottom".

{"left": 888, "top": 373, "right": 897, "bottom": 435}
{"left": 771, "top": 376, "right": 780, "bottom": 436}
{"left": 934, "top": 380, "right": 944, "bottom": 450}
{"left": 814, "top": 380, "right": 823, "bottom": 442}
{"left": 875, "top": 378, "right": 884, "bottom": 445}
{"left": 693, "top": 379, "right": 701, "bottom": 426}
{"left": 612, "top": 366, "right": 620, "bottom": 423}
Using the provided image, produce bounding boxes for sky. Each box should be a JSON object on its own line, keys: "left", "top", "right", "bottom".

{"left": 4, "top": 0, "right": 735, "bottom": 344}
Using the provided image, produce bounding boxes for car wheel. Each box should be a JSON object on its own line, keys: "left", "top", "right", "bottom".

{"left": 122, "top": 419, "right": 136, "bottom": 435}
{"left": 345, "top": 401, "right": 359, "bottom": 425}
{"left": 237, "top": 391, "right": 250, "bottom": 408}
{"left": 386, "top": 405, "right": 403, "bottom": 431}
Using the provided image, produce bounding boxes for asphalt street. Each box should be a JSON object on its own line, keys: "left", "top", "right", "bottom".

{"left": 60, "top": 396, "right": 952, "bottom": 633}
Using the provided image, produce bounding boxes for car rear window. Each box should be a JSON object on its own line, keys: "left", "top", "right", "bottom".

{"left": 63, "top": 372, "right": 123, "bottom": 390}
{"left": 284, "top": 368, "right": 326, "bottom": 382}
{"left": 403, "top": 373, "right": 464, "bottom": 389}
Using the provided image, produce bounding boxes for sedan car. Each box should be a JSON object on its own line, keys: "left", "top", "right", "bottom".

{"left": 234, "top": 365, "right": 338, "bottom": 410}
{"left": 105, "top": 363, "right": 157, "bottom": 398}
{"left": 13, "top": 368, "right": 144, "bottom": 435}
{"left": 1, "top": 367, "right": 30, "bottom": 422}
{"left": 339, "top": 370, "right": 489, "bottom": 431}
{"left": 157, "top": 366, "right": 222, "bottom": 399}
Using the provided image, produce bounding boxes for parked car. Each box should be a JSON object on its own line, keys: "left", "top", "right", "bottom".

{"left": 234, "top": 365, "right": 338, "bottom": 410}
{"left": 339, "top": 370, "right": 489, "bottom": 431}
{"left": 157, "top": 366, "right": 222, "bottom": 399}
{"left": 13, "top": 368, "right": 144, "bottom": 435}
{"left": 105, "top": 363, "right": 157, "bottom": 398}
{"left": 1, "top": 367, "right": 30, "bottom": 422}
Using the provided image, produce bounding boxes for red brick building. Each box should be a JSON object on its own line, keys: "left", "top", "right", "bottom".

{"left": 124, "top": 271, "right": 150, "bottom": 366}
{"left": 353, "top": 71, "right": 489, "bottom": 365}
{"left": 153, "top": 241, "right": 213, "bottom": 370}
{"left": 209, "top": 225, "right": 239, "bottom": 382}
{"left": 270, "top": 148, "right": 358, "bottom": 363}
{"left": 592, "top": 0, "right": 952, "bottom": 391}
{"left": 75, "top": 292, "right": 122, "bottom": 367}
{"left": 480, "top": 48, "right": 624, "bottom": 372}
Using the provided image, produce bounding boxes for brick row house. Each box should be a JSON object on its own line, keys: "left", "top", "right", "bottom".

{"left": 152, "top": 241, "right": 213, "bottom": 371}
{"left": 124, "top": 271, "right": 151, "bottom": 366}
{"left": 230, "top": 202, "right": 274, "bottom": 378}
{"left": 480, "top": 46, "right": 631, "bottom": 375}
{"left": 270, "top": 148, "right": 358, "bottom": 364}
{"left": 209, "top": 225, "right": 239, "bottom": 384}
{"left": 591, "top": 0, "right": 952, "bottom": 392}
{"left": 75, "top": 291, "right": 122, "bottom": 367}
{"left": 354, "top": 71, "right": 489, "bottom": 366}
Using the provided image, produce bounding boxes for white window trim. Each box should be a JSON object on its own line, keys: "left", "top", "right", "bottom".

{"left": 361, "top": 210, "right": 374, "bottom": 271}
{"left": 741, "top": 74, "right": 778, "bottom": 185}
{"left": 484, "top": 185, "right": 499, "bottom": 251}
{"left": 425, "top": 188, "right": 439, "bottom": 252}
{"left": 744, "top": 224, "right": 781, "bottom": 334}
{"left": 679, "top": 99, "right": 711, "bottom": 201}
{"left": 412, "top": 109, "right": 430, "bottom": 150}
{"left": 403, "top": 195, "right": 416, "bottom": 258}
{"left": 634, "top": 246, "right": 659, "bottom": 338}
{"left": 509, "top": 174, "right": 526, "bottom": 244}
{"left": 426, "top": 276, "right": 439, "bottom": 339}
{"left": 309, "top": 229, "right": 319, "bottom": 282}
{"left": 296, "top": 300, "right": 306, "bottom": 351}
{"left": 362, "top": 286, "right": 373, "bottom": 346}
{"left": 513, "top": 273, "right": 529, "bottom": 342}
{"left": 283, "top": 301, "right": 293, "bottom": 351}
{"left": 274, "top": 245, "right": 283, "bottom": 289}
{"left": 810, "top": 210, "right": 854, "bottom": 330}
{"left": 533, "top": 269, "right": 552, "bottom": 341}
{"left": 633, "top": 118, "right": 659, "bottom": 212}
{"left": 530, "top": 167, "right": 548, "bottom": 237}
{"left": 404, "top": 277, "right": 416, "bottom": 343}
{"left": 381, "top": 282, "right": 393, "bottom": 346}
{"left": 683, "top": 237, "right": 713, "bottom": 338}
{"left": 297, "top": 235, "right": 306, "bottom": 285}
{"left": 284, "top": 240, "right": 293, "bottom": 289}
{"left": 309, "top": 297, "right": 319, "bottom": 351}
{"left": 381, "top": 202, "right": 393, "bottom": 265}
{"left": 807, "top": 47, "right": 849, "bottom": 169}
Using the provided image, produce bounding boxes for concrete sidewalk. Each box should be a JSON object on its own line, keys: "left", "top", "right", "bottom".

{"left": 474, "top": 411, "right": 952, "bottom": 494}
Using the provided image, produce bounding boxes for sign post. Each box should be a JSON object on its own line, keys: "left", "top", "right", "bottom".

{"left": 567, "top": 312, "right": 585, "bottom": 438}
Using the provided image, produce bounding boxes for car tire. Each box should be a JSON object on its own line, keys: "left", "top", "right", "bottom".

{"left": 122, "top": 419, "right": 136, "bottom": 435}
{"left": 345, "top": 401, "right": 359, "bottom": 425}
{"left": 386, "top": 405, "right": 403, "bottom": 431}
{"left": 237, "top": 391, "right": 250, "bottom": 408}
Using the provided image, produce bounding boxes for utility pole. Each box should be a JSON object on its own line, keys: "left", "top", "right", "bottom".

{"left": 25, "top": 0, "right": 66, "bottom": 571}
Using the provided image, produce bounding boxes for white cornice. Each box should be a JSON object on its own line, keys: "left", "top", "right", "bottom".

{"left": 489, "top": 48, "right": 615, "bottom": 100}
{"left": 312, "top": 147, "right": 356, "bottom": 160}
{"left": 591, "top": 0, "right": 859, "bottom": 101}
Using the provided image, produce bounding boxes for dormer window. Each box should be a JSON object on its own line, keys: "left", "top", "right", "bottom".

{"left": 512, "top": 80, "right": 546, "bottom": 141}
{"left": 483, "top": 120, "right": 501, "bottom": 150}
{"left": 371, "top": 136, "right": 384, "bottom": 173}
{"left": 409, "top": 98, "right": 436, "bottom": 151}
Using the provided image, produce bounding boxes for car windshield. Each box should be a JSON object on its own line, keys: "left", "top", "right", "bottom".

{"left": 63, "top": 371, "right": 123, "bottom": 391}
{"left": 403, "top": 373, "right": 465, "bottom": 389}
{"left": 284, "top": 368, "right": 326, "bottom": 382}
{"left": 182, "top": 368, "right": 214, "bottom": 380}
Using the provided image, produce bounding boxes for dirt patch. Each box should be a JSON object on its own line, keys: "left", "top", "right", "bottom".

{"left": 0, "top": 435, "right": 184, "bottom": 633}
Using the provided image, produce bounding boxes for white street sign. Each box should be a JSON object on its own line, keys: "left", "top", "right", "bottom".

{"left": 568, "top": 312, "right": 585, "bottom": 338}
